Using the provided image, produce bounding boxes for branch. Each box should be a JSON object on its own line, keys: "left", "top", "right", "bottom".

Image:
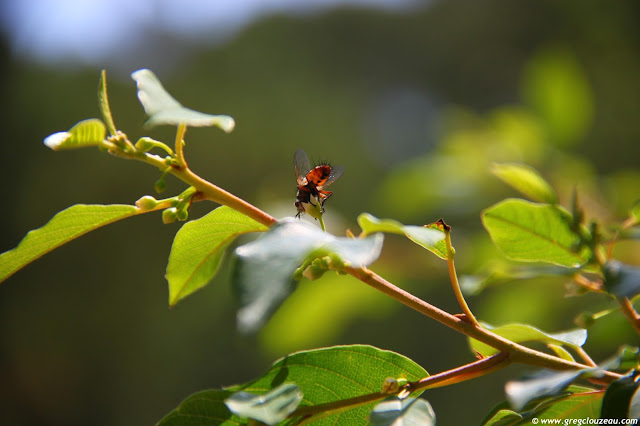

{"left": 343, "top": 266, "right": 621, "bottom": 382}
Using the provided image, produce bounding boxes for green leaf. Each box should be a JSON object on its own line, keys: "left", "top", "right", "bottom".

{"left": 219, "top": 345, "right": 426, "bottom": 425}
{"left": 1, "top": 204, "right": 140, "bottom": 283}
{"left": 547, "top": 344, "right": 575, "bottom": 363}
{"left": 370, "top": 398, "right": 436, "bottom": 426}
{"left": 98, "top": 70, "right": 117, "bottom": 136}
{"left": 482, "top": 408, "right": 523, "bottom": 426}
{"left": 131, "top": 69, "right": 235, "bottom": 131}
{"left": 491, "top": 163, "right": 557, "bottom": 204}
{"left": 43, "top": 118, "right": 106, "bottom": 151}
{"left": 604, "top": 260, "right": 640, "bottom": 299}
{"left": 469, "top": 322, "right": 586, "bottom": 357}
{"left": 159, "top": 345, "right": 427, "bottom": 425}
{"left": 483, "top": 385, "right": 602, "bottom": 425}
{"left": 600, "top": 373, "right": 640, "bottom": 420}
{"left": 482, "top": 199, "right": 591, "bottom": 267}
{"left": 224, "top": 383, "right": 303, "bottom": 425}
{"left": 631, "top": 201, "right": 640, "bottom": 222}
{"left": 357, "top": 213, "right": 448, "bottom": 260}
{"left": 158, "top": 389, "right": 241, "bottom": 425}
{"left": 233, "top": 220, "right": 383, "bottom": 333}
{"left": 166, "top": 206, "right": 267, "bottom": 307}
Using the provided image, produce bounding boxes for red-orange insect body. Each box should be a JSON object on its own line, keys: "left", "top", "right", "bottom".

{"left": 294, "top": 149, "right": 343, "bottom": 217}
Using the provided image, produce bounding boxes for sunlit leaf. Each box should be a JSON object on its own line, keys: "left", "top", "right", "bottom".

{"left": 43, "top": 118, "right": 106, "bottom": 150}
{"left": 547, "top": 344, "right": 575, "bottom": 363}
{"left": 166, "top": 206, "right": 268, "bottom": 307}
{"left": 224, "top": 383, "right": 303, "bottom": 425}
{"left": 159, "top": 345, "right": 427, "bottom": 426}
{"left": 1, "top": 204, "right": 140, "bottom": 283}
{"left": 491, "top": 163, "right": 557, "bottom": 204}
{"left": 370, "top": 398, "right": 436, "bottom": 426}
{"left": 358, "top": 213, "right": 447, "bottom": 260}
{"left": 600, "top": 373, "right": 640, "bottom": 420}
{"left": 99, "top": 70, "right": 117, "bottom": 136}
{"left": 482, "top": 199, "right": 591, "bottom": 267}
{"left": 604, "top": 260, "right": 640, "bottom": 299}
{"left": 233, "top": 219, "right": 383, "bottom": 333}
{"left": 131, "top": 69, "right": 235, "bottom": 131}
{"left": 469, "top": 322, "right": 586, "bottom": 357}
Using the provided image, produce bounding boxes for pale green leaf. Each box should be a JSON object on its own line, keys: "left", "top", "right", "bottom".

{"left": 166, "top": 206, "right": 268, "bottom": 306}
{"left": 224, "top": 383, "right": 302, "bottom": 425}
{"left": 482, "top": 199, "right": 591, "bottom": 267}
{"left": 233, "top": 219, "right": 383, "bottom": 333}
{"left": 370, "top": 398, "right": 436, "bottom": 426}
{"left": 1, "top": 204, "right": 140, "bottom": 283}
{"left": 159, "top": 345, "right": 428, "bottom": 425}
{"left": 469, "top": 322, "right": 586, "bottom": 357}
{"left": 99, "top": 69, "right": 117, "bottom": 136}
{"left": 44, "top": 119, "right": 106, "bottom": 150}
{"left": 547, "top": 344, "right": 575, "bottom": 362}
{"left": 491, "top": 163, "right": 557, "bottom": 204}
{"left": 358, "top": 213, "right": 448, "bottom": 260}
{"left": 131, "top": 69, "right": 235, "bottom": 131}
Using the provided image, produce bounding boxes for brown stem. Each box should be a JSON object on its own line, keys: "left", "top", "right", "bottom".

{"left": 618, "top": 297, "right": 640, "bottom": 336}
{"left": 103, "top": 140, "right": 278, "bottom": 228}
{"left": 343, "top": 266, "right": 621, "bottom": 382}
{"left": 573, "top": 274, "right": 605, "bottom": 293}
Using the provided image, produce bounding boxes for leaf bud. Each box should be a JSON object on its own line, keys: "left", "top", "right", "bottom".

{"left": 135, "top": 195, "right": 158, "bottom": 211}
{"left": 162, "top": 207, "right": 178, "bottom": 224}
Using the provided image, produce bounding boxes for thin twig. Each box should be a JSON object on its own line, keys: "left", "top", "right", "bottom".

{"left": 441, "top": 220, "right": 479, "bottom": 325}
{"left": 618, "top": 297, "right": 640, "bottom": 336}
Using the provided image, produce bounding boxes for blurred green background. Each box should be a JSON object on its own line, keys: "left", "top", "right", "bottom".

{"left": 1, "top": 1, "right": 640, "bottom": 425}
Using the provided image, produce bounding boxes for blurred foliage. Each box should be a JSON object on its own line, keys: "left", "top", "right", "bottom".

{"left": 1, "top": 1, "right": 640, "bottom": 425}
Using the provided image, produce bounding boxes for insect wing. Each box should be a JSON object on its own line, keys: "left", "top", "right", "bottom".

{"left": 319, "top": 165, "right": 344, "bottom": 188}
{"left": 294, "top": 149, "right": 311, "bottom": 185}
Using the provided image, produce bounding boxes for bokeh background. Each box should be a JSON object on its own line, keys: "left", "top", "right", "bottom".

{"left": 1, "top": 1, "right": 639, "bottom": 425}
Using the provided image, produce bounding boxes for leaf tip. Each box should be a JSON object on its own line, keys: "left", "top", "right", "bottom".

{"left": 43, "top": 132, "right": 71, "bottom": 150}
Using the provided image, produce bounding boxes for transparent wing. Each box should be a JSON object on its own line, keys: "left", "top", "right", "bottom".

{"left": 294, "top": 149, "right": 311, "bottom": 183}
{"left": 320, "top": 165, "right": 344, "bottom": 188}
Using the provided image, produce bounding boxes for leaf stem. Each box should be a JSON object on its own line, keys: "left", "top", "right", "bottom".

{"left": 102, "top": 139, "right": 278, "bottom": 228}
{"left": 175, "top": 123, "right": 187, "bottom": 168}
{"left": 442, "top": 221, "right": 479, "bottom": 325}
{"left": 618, "top": 296, "right": 640, "bottom": 336}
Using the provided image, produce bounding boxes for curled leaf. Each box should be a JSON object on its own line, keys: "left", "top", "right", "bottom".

{"left": 44, "top": 119, "right": 106, "bottom": 151}
{"left": 131, "top": 69, "right": 235, "bottom": 131}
